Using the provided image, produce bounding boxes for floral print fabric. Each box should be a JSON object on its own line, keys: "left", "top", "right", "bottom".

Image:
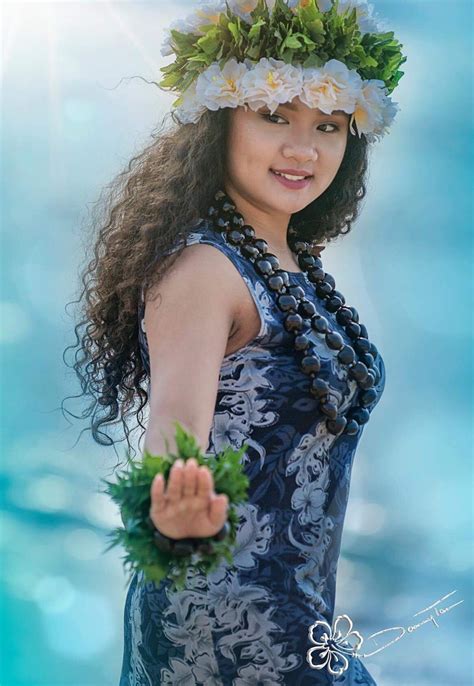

{"left": 119, "top": 219, "right": 385, "bottom": 685}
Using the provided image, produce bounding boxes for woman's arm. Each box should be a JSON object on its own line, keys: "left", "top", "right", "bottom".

{"left": 142, "top": 242, "right": 241, "bottom": 539}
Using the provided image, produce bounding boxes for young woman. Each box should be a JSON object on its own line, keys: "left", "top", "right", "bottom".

{"left": 66, "top": 1, "right": 405, "bottom": 683}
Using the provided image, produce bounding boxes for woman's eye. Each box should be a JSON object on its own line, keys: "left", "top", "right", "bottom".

{"left": 319, "top": 122, "right": 340, "bottom": 133}
{"left": 261, "top": 112, "right": 286, "bottom": 124}
{"left": 261, "top": 113, "right": 339, "bottom": 132}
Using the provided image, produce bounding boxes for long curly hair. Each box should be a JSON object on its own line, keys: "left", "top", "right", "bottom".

{"left": 62, "top": 106, "right": 370, "bottom": 465}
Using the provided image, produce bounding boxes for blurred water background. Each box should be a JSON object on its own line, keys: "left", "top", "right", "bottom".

{"left": 1, "top": 1, "right": 473, "bottom": 685}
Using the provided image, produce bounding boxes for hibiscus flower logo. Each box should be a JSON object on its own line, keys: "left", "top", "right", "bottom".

{"left": 306, "top": 614, "right": 364, "bottom": 676}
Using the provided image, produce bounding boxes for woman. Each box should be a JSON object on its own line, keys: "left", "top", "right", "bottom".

{"left": 65, "top": 1, "right": 405, "bottom": 683}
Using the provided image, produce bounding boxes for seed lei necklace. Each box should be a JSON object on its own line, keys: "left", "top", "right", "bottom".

{"left": 206, "top": 189, "right": 381, "bottom": 438}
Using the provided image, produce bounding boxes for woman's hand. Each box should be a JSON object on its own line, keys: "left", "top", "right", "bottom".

{"left": 149, "top": 457, "right": 229, "bottom": 539}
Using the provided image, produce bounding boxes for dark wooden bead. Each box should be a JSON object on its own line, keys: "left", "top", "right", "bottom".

{"left": 298, "top": 300, "right": 317, "bottom": 317}
{"left": 301, "top": 354, "right": 321, "bottom": 374}
{"left": 359, "top": 372, "right": 375, "bottom": 390}
{"left": 307, "top": 267, "right": 325, "bottom": 282}
{"left": 326, "top": 416, "right": 347, "bottom": 435}
{"left": 294, "top": 333, "right": 311, "bottom": 351}
{"left": 336, "top": 307, "right": 353, "bottom": 325}
{"left": 284, "top": 312, "right": 304, "bottom": 332}
{"left": 268, "top": 274, "right": 286, "bottom": 292}
{"left": 241, "top": 225, "right": 255, "bottom": 239}
{"left": 241, "top": 243, "right": 260, "bottom": 259}
{"left": 172, "top": 540, "right": 196, "bottom": 557}
{"left": 264, "top": 253, "right": 280, "bottom": 271}
{"left": 349, "top": 306, "right": 359, "bottom": 322}
{"left": 332, "top": 289, "right": 346, "bottom": 305}
{"left": 274, "top": 270, "right": 290, "bottom": 287}
{"left": 213, "top": 521, "right": 231, "bottom": 541}
{"left": 325, "top": 296, "right": 343, "bottom": 312}
{"left": 312, "top": 315, "right": 329, "bottom": 334}
{"left": 277, "top": 294, "right": 298, "bottom": 311}
{"left": 294, "top": 240, "right": 310, "bottom": 253}
{"left": 287, "top": 284, "right": 305, "bottom": 299}
{"left": 255, "top": 258, "right": 273, "bottom": 276}
{"left": 310, "top": 377, "right": 330, "bottom": 397}
{"left": 253, "top": 238, "right": 268, "bottom": 253}
{"left": 298, "top": 253, "right": 317, "bottom": 270}
{"left": 316, "top": 281, "right": 333, "bottom": 297}
{"left": 348, "top": 361, "right": 369, "bottom": 382}
{"left": 228, "top": 229, "right": 245, "bottom": 245}
{"left": 196, "top": 541, "right": 215, "bottom": 555}
{"left": 216, "top": 216, "right": 231, "bottom": 229}
{"left": 346, "top": 322, "right": 361, "bottom": 339}
{"left": 324, "top": 273, "right": 336, "bottom": 289}
{"left": 354, "top": 337, "right": 371, "bottom": 354}
{"left": 350, "top": 407, "right": 370, "bottom": 425}
{"left": 152, "top": 528, "right": 173, "bottom": 553}
{"left": 344, "top": 419, "right": 360, "bottom": 435}
{"left": 337, "top": 345, "right": 356, "bottom": 365}
{"left": 231, "top": 213, "right": 245, "bottom": 227}
{"left": 368, "top": 369, "right": 378, "bottom": 384}
{"left": 325, "top": 331, "right": 344, "bottom": 350}
{"left": 320, "top": 400, "right": 338, "bottom": 420}
{"left": 359, "top": 352, "right": 375, "bottom": 368}
{"left": 360, "top": 389, "right": 378, "bottom": 406}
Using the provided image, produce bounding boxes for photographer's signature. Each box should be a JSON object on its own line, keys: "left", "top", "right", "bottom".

{"left": 306, "top": 589, "right": 464, "bottom": 676}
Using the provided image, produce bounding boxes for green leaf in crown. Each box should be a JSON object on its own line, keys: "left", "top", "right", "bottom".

{"left": 157, "top": 0, "right": 406, "bottom": 98}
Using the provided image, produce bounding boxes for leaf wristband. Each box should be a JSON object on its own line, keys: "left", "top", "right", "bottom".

{"left": 147, "top": 516, "right": 232, "bottom": 556}
{"left": 101, "top": 421, "right": 250, "bottom": 592}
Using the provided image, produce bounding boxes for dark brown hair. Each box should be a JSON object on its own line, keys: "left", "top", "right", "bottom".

{"left": 62, "top": 106, "right": 370, "bottom": 465}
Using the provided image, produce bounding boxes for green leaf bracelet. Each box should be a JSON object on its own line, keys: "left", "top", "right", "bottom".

{"left": 101, "top": 420, "right": 250, "bottom": 592}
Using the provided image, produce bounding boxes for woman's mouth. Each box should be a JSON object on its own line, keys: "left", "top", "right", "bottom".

{"left": 270, "top": 169, "right": 313, "bottom": 190}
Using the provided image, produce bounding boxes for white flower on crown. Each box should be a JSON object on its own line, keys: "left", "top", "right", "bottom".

{"left": 299, "top": 59, "right": 362, "bottom": 114}
{"left": 195, "top": 58, "right": 249, "bottom": 111}
{"left": 239, "top": 57, "right": 304, "bottom": 114}
{"left": 160, "top": 1, "right": 227, "bottom": 57}
{"left": 350, "top": 79, "right": 398, "bottom": 141}
{"left": 174, "top": 58, "right": 398, "bottom": 140}
{"left": 174, "top": 80, "right": 208, "bottom": 125}
{"left": 228, "top": 0, "right": 276, "bottom": 22}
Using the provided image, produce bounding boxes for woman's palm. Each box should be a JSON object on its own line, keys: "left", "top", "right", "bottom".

{"left": 149, "top": 457, "right": 228, "bottom": 539}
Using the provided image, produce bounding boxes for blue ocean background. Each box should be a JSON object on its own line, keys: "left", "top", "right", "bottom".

{"left": 1, "top": 1, "right": 472, "bottom": 685}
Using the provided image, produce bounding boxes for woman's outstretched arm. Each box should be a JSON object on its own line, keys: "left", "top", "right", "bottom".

{"left": 143, "top": 242, "right": 241, "bottom": 540}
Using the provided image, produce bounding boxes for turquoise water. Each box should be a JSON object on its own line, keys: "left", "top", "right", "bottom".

{"left": 1, "top": 1, "right": 472, "bottom": 684}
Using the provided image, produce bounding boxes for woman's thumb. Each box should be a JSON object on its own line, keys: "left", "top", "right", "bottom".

{"left": 208, "top": 493, "right": 228, "bottom": 525}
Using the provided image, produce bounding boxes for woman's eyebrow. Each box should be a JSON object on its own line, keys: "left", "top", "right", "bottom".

{"left": 279, "top": 103, "right": 348, "bottom": 118}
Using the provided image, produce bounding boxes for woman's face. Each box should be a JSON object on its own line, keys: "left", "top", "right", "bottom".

{"left": 224, "top": 95, "right": 350, "bottom": 235}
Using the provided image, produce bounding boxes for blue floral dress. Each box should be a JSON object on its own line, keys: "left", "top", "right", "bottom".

{"left": 119, "top": 218, "right": 386, "bottom": 685}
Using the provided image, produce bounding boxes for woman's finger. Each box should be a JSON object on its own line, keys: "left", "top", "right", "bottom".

{"left": 165, "top": 459, "right": 184, "bottom": 502}
{"left": 196, "top": 465, "right": 212, "bottom": 497}
{"left": 182, "top": 458, "right": 198, "bottom": 497}
{"left": 150, "top": 473, "right": 166, "bottom": 513}
{"left": 208, "top": 493, "right": 228, "bottom": 528}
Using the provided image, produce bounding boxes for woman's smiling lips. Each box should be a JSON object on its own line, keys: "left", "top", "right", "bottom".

{"left": 269, "top": 168, "right": 313, "bottom": 190}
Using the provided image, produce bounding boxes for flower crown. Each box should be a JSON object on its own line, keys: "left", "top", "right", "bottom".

{"left": 157, "top": 0, "right": 407, "bottom": 143}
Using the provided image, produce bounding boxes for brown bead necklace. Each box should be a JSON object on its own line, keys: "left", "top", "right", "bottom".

{"left": 206, "top": 189, "right": 382, "bottom": 437}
